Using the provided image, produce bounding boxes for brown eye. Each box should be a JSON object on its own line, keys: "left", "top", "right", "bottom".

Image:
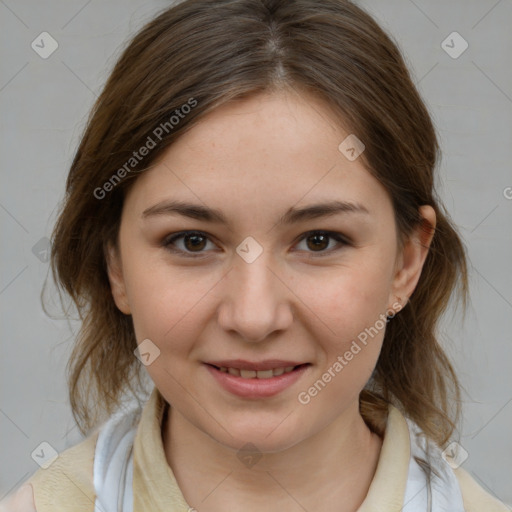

{"left": 163, "top": 231, "right": 215, "bottom": 257}
{"left": 306, "top": 233, "right": 330, "bottom": 251}
{"left": 295, "top": 230, "right": 349, "bottom": 256}
{"left": 183, "top": 233, "right": 207, "bottom": 251}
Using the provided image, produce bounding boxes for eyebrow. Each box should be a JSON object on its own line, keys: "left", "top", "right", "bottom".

{"left": 141, "top": 199, "right": 370, "bottom": 225}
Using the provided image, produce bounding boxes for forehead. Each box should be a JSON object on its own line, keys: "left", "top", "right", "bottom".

{"left": 124, "top": 90, "right": 393, "bottom": 223}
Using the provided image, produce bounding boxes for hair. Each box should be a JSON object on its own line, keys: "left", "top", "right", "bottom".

{"left": 46, "top": 0, "right": 468, "bottom": 446}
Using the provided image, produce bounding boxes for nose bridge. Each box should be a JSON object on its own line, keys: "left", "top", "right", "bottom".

{"left": 235, "top": 249, "right": 277, "bottom": 299}
{"left": 218, "top": 247, "right": 291, "bottom": 342}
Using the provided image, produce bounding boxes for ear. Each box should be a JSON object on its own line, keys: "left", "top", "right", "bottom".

{"left": 105, "top": 241, "right": 131, "bottom": 315}
{"left": 390, "top": 205, "right": 436, "bottom": 307}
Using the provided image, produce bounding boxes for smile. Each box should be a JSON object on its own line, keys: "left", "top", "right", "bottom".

{"left": 204, "top": 361, "right": 311, "bottom": 398}
{"left": 215, "top": 365, "right": 298, "bottom": 379}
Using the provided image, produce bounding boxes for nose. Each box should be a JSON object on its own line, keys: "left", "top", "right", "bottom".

{"left": 217, "top": 251, "right": 294, "bottom": 343}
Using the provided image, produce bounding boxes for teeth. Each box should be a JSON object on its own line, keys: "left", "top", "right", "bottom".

{"left": 240, "top": 369, "right": 257, "bottom": 378}
{"left": 218, "top": 365, "right": 299, "bottom": 378}
{"left": 255, "top": 369, "right": 274, "bottom": 379}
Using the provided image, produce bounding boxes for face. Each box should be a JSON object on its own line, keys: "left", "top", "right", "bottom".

{"left": 107, "top": 89, "right": 434, "bottom": 453}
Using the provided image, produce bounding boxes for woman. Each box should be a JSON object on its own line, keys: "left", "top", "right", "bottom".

{"left": 3, "top": 0, "right": 509, "bottom": 510}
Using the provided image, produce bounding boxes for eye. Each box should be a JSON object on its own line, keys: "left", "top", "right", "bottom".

{"left": 162, "top": 229, "right": 349, "bottom": 259}
{"left": 162, "top": 231, "right": 217, "bottom": 258}
{"left": 294, "top": 230, "right": 349, "bottom": 257}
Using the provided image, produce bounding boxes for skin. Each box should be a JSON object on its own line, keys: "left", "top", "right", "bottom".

{"left": 106, "top": 89, "right": 436, "bottom": 512}
{"left": 0, "top": 484, "right": 36, "bottom": 512}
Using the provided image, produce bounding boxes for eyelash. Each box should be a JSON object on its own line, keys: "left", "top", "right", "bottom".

{"left": 161, "top": 230, "right": 350, "bottom": 259}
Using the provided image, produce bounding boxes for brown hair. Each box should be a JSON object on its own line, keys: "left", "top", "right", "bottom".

{"left": 46, "top": 0, "right": 468, "bottom": 446}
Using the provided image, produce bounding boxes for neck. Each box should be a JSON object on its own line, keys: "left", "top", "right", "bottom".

{"left": 162, "top": 401, "right": 383, "bottom": 512}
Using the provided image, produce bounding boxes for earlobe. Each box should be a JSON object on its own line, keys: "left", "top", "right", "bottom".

{"left": 105, "top": 241, "right": 131, "bottom": 315}
{"left": 390, "top": 205, "right": 436, "bottom": 304}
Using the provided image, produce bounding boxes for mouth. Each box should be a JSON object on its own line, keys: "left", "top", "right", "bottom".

{"left": 204, "top": 360, "right": 311, "bottom": 398}
{"left": 206, "top": 363, "right": 309, "bottom": 379}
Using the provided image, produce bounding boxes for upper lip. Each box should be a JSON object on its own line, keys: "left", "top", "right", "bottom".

{"left": 205, "top": 359, "right": 308, "bottom": 371}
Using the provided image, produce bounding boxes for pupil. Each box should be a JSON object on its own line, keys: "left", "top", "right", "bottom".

{"left": 308, "top": 234, "right": 328, "bottom": 251}
{"left": 185, "top": 234, "right": 206, "bottom": 251}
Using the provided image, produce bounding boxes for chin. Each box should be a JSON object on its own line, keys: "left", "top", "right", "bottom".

{"left": 207, "top": 413, "right": 307, "bottom": 454}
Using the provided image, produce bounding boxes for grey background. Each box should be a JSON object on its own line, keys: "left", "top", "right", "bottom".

{"left": 1, "top": 0, "right": 511, "bottom": 506}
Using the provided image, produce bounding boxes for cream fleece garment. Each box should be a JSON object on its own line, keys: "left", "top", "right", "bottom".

{"left": 6, "top": 387, "right": 510, "bottom": 512}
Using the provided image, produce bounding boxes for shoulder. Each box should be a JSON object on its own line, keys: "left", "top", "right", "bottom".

{"left": 0, "top": 483, "right": 36, "bottom": 512}
{"left": 1, "top": 400, "right": 143, "bottom": 512}
{"left": 1, "top": 431, "right": 100, "bottom": 512}
{"left": 401, "top": 410, "right": 510, "bottom": 511}
{"left": 453, "top": 467, "right": 511, "bottom": 512}
{"left": 3, "top": 399, "right": 144, "bottom": 512}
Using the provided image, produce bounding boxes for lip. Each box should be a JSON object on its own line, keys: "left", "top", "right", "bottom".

{"left": 204, "top": 362, "right": 310, "bottom": 398}
{"left": 205, "top": 359, "right": 306, "bottom": 371}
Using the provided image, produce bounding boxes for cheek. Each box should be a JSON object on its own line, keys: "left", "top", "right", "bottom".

{"left": 291, "top": 254, "right": 393, "bottom": 400}
{"left": 294, "top": 269, "right": 388, "bottom": 414}
{"left": 122, "top": 253, "right": 222, "bottom": 351}
{"left": 295, "top": 260, "right": 393, "bottom": 344}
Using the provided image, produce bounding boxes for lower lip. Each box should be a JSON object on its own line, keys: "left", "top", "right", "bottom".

{"left": 205, "top": 364, "right": 310, "bottom": 398}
